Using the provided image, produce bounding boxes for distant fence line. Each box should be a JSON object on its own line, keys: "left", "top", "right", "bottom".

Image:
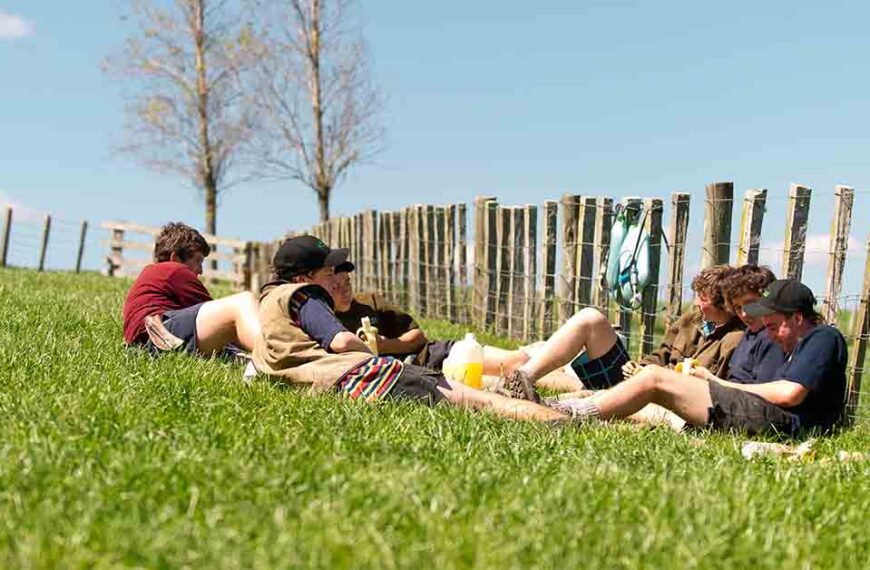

{"left": 1, "top": 183, "right": 868, "bottom": 424}
{"left": 0, "top": 207, "right": 256, "bottom": 289}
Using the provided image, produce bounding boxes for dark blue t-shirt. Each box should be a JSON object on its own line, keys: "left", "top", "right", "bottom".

{"left": 773, "top": 325, "right": 847, "bottom": 431}
{"left": 728, "top": 327, "right": 787, "bottom": 384}
{"left": 288, "top": 286, "right": 348, "bottom": 351}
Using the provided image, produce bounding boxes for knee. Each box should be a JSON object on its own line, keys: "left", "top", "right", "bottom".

{"left": 568, "top": 307, "right": 609, "bottom": 331}
{"left": 634, "top": 367, "right": 663, "bottom": 394}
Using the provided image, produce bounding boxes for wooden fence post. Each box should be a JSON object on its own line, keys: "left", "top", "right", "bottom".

{"left": 736, "top": 189, "right": 767, "bottom": 267}
{"left": 38, "top": 214, "right": 52, "bottom": 272}
{"left": 75, "top": 220, "right": 88, "bottom": 273}
{"left": 575, "top": 197, "right": 597, "bottom": 310}
{"left": 559, "top": 194, "right": 579, "bottom": 324}
{"left": 845, "top": 232, "right": 870, "bottom": 424}
{"left": 822, "top": 186, "right": 855, "bottom": 324}
{"left": 0, "top": 207, "right": 12, "bottom": 267}
{"left": 782, "top": 184, "right": 812, "bottom": 281}
{"left": 523, "top": 205, "right": 538, "bottom": 342}
{"left": 591, "top": 197, "right": 614, "bottom": 319}
{"left": 433, "top": 206, "right": 446, "bottom": 318}
{"left": 424, "top": 205, "right": 437, "bottom": 318}
{"left": 398, "top": 209, "right": 409, "bottom": 307}
{"left": 446, "top": 205, "right": 457, "bottom": 321}
{"left": 496, "top": 206, "right": 511, "bottom": 333}
{"left": 665, "top": 193, "right": 690, "bottom": 325}
{"left": 507, "top": 207, "right": 524, "bottom": 338}
{"left": 457, "top": 203, "right": 468, "bottom": 322}
{"left": 242, "top": 241, "right": 253, "bottom": 291}
{"left": 701, "top": 182, "right": 733, "bottom": 268}
{"left": 107, "top": 227, "right": 124, "bottom": 277}
{"left": 539, "top": 200, "right": 558, "bottom": 339}
{"left": 484, "top": 200, "right": 498, "bottom": 330}
{"left": 640, "top": 198, "right": 664, "bottom": 357}
{"left": 414, "top": 206, "right": 427, "bottom": 317}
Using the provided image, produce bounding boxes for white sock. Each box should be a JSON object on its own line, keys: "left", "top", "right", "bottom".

{"left": 550, "top": 397, "right": 600, "bottom": 421}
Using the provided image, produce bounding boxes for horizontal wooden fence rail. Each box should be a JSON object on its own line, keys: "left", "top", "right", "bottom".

{"left": 100, "top": 220, "right": 254, "bottom": 289}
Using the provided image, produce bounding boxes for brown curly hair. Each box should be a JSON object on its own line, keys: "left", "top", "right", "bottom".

{"left": 153, "top": 222, "right": 210, "bottom": 263}
{"left": 690, "top": 264, "right": 734, "bottom": 309}
{"left": 720, "top": 264, "right": 776, "bottom": 311}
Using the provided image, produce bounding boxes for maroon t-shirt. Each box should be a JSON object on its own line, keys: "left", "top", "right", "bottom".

{"left": 122, "top": 261, "right": 213, "bottom": 345}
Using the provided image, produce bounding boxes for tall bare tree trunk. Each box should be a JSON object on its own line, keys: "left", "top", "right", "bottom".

{"left": 307, "top": 0, "right": 330, "bottom": 222}
{"left": 317, "top": 189, "right": 330, "bottom": 221}
{"left": 192, "top": 0, "right": 218, "bottom": 267}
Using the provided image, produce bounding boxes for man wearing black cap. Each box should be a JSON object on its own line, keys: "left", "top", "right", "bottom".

{"left": 250, "top": 235, "right": 567, "bottom": 422}
{"left": 547, "top": 279, "right": 848, "bottom": 436}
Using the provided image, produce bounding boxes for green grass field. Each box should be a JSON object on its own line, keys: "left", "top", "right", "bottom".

{"left": 1, "top": 268, "right": 869, "bottom": 569}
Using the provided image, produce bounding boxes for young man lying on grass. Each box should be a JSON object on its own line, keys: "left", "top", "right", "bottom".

{"left": 548, "top": 278, "right": 847, "bottom": 437}
{"left": 501, "top": 264, "right": 746, "bottom": 402}
{"left": 250, "top": 235, "right": 565, "bottom": 422}
{"left": 122, "top": 222, "right": 261, "bottom": 356}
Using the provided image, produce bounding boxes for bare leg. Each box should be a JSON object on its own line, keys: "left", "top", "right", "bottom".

{"left": 437, "top": 379, "right": 566, "bottom": 422}
{"left": 592, "top": 366, "right": 712, "bottom": 425}
{"left": 519, "top": 307, "right": 618, "bottom": 381}
{"left": 481, "top": 345, "right": 529, "bottom": 376}
{"left": 194, "top": 292, "right": 262, "bottom": 354}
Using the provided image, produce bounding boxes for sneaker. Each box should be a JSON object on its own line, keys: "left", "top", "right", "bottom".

{"left": 143, "top": 315, "right": 184, "bottom": 352}
{"left": 501, "top": 369, "right": 540, "bottom": 403}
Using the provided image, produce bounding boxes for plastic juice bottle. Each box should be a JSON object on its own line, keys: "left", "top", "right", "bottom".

{"left": 443, "top": 333, "right": 484, "bottom": 389}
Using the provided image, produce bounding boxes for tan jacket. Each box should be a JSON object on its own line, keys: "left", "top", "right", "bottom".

{"left": 641, "top": 310, "right": 745, "bottom": 378}
{"left": 252, "top": 281, "right": 372, "bottom": 390}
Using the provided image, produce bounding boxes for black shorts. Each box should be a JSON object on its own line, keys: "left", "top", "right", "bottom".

{"left": 414, "top": 340, "right": 456, "bottom": 370}
{"left": 145, "top": 302, "right": 204, "bottom": 356}
{"left": 387, "top": 364, "right": 448, "bottom": 406}
{"left": 707, "top": 382, "right": 800, "bottom": 437}
{"left": 569, "top": 338, "right": 630, "bottom": 390}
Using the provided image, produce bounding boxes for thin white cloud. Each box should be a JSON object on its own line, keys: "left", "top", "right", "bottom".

{"left": 0, "top": 10, "right": 34, "bottom": 39}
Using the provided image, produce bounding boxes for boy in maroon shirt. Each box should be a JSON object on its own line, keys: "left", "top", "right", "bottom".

{"left": 123, "top": 222, "right": 261, "bottom": 356}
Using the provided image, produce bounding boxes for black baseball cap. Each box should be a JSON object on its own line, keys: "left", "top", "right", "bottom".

{"left": 743, "top": 279, "right": 816, "bottom": 317}
{"left": 273, "top": 235, "right": 355, "bottom": 277}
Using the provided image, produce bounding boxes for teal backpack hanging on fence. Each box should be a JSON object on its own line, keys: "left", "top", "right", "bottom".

{"left": 604, "top": 199, "right": 652, "bottom": 311}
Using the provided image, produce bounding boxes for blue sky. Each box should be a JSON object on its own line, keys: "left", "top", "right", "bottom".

{"left": 2, "top": 1, "right": 870, "bottom": 298}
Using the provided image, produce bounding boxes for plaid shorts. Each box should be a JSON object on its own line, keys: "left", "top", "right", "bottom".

{"left": 569, "top": 338, "right": 630, "bottom": 390}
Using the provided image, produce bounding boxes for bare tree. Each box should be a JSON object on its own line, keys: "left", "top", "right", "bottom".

{"left": 248, "top": 0, "right": 383, "bottom": 222}
{"left": 107, "top": 0, "right": 252, "bottom": 237}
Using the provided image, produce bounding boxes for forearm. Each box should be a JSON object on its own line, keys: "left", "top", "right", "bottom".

{"left": 330, "top": 331, "right": 373, "bottom": 354}
{"left": 378, "top": 329, "right": 426, "bottom": 355}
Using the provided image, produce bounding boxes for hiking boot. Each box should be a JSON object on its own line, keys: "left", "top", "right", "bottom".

{"left": 144, "top": 315, "right": 184, "bottom": 352}
{"left": 501, "top": 369, "right": 540, "bottom": 403}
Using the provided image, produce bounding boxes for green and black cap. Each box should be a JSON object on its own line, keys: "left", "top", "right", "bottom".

{"left": 743, "top": 279, "right": 816, "bottom": 317}
{"left": 273, "top": 235, "right": 354, "bottom": 277}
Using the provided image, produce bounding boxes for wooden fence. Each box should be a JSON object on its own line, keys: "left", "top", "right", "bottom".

{"left": 282, "top": 183, "right": 870, "bottom": 425}
{"left": 102, "top": 221, "right": 255, "bottom": 288}
{"left": 0, "top": 206, "right": 255, "bottom": 289}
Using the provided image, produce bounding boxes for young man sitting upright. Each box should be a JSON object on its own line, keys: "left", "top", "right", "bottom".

{"left": 250, "top": 235, "right": 565, "bottom": 422}
{"left": 503, "top": 264, "right": 745, "bottom": 401}
{"left": 122, "top": 222, "right": 262, "bottom": 356}
{"left": 551, "top": 279, "right": 847, "bottom": 436}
